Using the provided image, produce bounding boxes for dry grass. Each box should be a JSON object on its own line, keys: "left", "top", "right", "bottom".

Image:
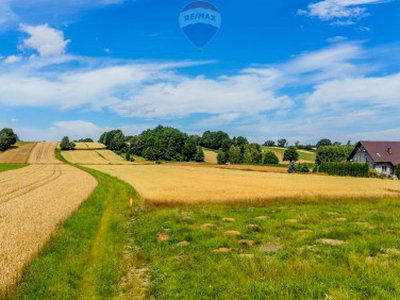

{"left": 204, "top": 151, "right": 218, "bottom": 164}
{"left": 61, "top": 150, "right": 133, "bottom": 165}
{"left": 0, "top": 143, "right": 97, "bottom": 295}
{"left": 73, "top": 142, "right": 106, "bottom": 149}
{"left": 87, "top": 164, "right": 400, "bottom": 205}
{"left": 0, "top": 143, "right": 36, "bottom": 164}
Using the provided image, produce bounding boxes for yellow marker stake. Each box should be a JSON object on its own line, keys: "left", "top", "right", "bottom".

{"left": 130, "top": 198, "right": 133, "bottom": 208}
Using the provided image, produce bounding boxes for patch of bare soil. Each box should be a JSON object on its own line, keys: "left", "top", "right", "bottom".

{"left": 223, "top": 218, "right": 235, "bottom": 222}
{"left": 157, "top": 233, "right": 169, "bottom": 242}
{"left": 238, "top": 239, "right": 255, "bottom": 247}
{"left": 259, "top": 243, "right": 282, "bottom": 253}
{"left": 318, "top": 239, "right": 347, "bottom": 246}
{"left": 225, "top": 231, "right": 241, "bottom": 236}
{"left": 213, "top": 248, "right": 231, "bottom": 253}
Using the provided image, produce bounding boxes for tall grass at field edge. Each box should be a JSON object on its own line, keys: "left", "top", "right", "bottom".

{"left": 7, "top": 150, "right": 142, "bottom": 299}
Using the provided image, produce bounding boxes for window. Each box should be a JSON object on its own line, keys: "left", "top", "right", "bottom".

{"left": 382, "top": 166, "right": 387, "bottom": 173}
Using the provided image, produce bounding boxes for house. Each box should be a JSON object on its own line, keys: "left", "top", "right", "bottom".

{"left": 348, "top": 141, "right": 400, "bottom": 175}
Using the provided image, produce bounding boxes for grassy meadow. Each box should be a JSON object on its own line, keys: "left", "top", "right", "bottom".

{"left": 262, "top": 146, "right": 316, "bottom": 162}
{"left": 129, "top": 199, "right": 400, "bottom": 299}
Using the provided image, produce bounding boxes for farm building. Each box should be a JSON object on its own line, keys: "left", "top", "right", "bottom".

{"left": 348, "top": 141, "right": 400, "bottom": 175}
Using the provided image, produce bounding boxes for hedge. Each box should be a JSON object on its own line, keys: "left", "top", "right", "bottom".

{"left": 319, "top": 162, "right": 369, "bottom": 178}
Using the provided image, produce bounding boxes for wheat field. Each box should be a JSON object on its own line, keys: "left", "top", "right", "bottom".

{"left": 0, "top": 143, "right": 97, "bottom": 295}
{"left": 62, "top": 150, "right": 132, "bottom": 165}
{"left": 73, "top": 142, "right": 106, "bottom": 149}
{"left": 87, "top": 164, "right": 400, "bottom": 205}
{"left": 0, "top": 143, "right": 36, "bottom": 164}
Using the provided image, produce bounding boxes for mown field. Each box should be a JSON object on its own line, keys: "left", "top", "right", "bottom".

{"left": 88, "top": 164, "right": 400, "bottom": 205}
{"left": 262, "top": 146, "right": 316, "bottom": 163}
{"left": 129, "top": 199, "right": 400, "bottom": 299}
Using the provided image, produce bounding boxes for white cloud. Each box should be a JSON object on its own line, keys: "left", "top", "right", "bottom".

{"left": 299, "top": 0, "right": 389, "bottom": 25}
{"left": 4, "top": 55, "right": 22, "bottom": 64}
{"left": 304, "top": 73, "right": 400, "bottom": 113}
{"left": 194, "top": 113, "right": 241, "bottom": 127}
{"left": 0, "top": 0, "right": 18, "bottom": 31}
{"left": 19, "top": 23, "right": 70, "bottom": 57}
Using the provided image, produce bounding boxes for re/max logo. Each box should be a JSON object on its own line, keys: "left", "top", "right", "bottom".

{"left": 184, "top": 13, "right": 217, "bottom": 22}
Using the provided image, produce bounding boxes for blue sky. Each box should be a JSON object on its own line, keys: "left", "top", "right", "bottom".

{"left": 0, "top": 0, "right": 400, "bottom": 144}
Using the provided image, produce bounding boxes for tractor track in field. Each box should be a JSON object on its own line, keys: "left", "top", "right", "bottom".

{"left": 0, "top": 142, "right": 97, "bottom": 296}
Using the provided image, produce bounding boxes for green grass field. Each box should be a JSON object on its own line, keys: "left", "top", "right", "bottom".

{"left": 262, "top": 146, "right": 316, "bottom": 162}
{"left": 130, "top": 199, "right": 400, "bottom": 299}
{"left": 0, "top": 163, "right": 28, "bottom": 173}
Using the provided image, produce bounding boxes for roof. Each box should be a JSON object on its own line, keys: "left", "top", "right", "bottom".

{"left": 349, "top": 141, "right": 400, "bottom": 166}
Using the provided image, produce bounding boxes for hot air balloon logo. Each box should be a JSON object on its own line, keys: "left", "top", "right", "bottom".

{"left": 179, "top": 1, "right": 221, "bottom": 49}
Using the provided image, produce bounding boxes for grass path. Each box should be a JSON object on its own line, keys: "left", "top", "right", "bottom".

{"left": 8, "top": 151, "right": 141, "bottom": 299}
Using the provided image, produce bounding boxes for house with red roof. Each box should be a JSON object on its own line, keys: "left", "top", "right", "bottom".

{"left": 348, "top": 141, "right": 400, "bottom": 175}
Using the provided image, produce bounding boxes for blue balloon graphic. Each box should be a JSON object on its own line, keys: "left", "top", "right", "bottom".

{"left": 179, "top": 1, "right": 221, "bottom": 49}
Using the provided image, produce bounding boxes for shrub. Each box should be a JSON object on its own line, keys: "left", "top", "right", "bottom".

{"left": 288, "top": 161, "right": 298, "bottom": 173}
{"left": 369, "top": 169, "right": 380, "bottom": 178}
{"left": 396, "top": 164, "right": 400, "bottom": 180}
{"left": 264, "top": 151, "right": 279, "bottom": 164}
{"left": 300, "top": 164, "right": 310, "bottom": 173}
{"left": 217, "top": 152, "right": 228, "bottom": 165}
{"left": 315, "top": 146, "right": 353, "bottom": 165}
{"left": 126, "top": 152, "right": 131, "bottom": 162}
{"left": 319, "top": 162, "right": 369, "bottom": 178}
{"left": 155, "top": 160, "right": 162, "bottom": 164}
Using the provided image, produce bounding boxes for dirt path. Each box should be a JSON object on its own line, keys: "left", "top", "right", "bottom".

{"left": 0, "top": 142, "right": 97, "bottom": 295}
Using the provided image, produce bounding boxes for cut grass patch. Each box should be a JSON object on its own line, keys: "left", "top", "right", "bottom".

{"left": 130, "top": 199, "right": 400, "bottom": 299}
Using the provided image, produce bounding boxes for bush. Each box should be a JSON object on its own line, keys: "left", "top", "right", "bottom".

{"left": 319, "top": 162, "right": 369, "bottom": 177}
{"left": 126, "top": 152, "right": 131, "bottom": 162}
{"left": 217, "top": 152, "right": 228, "bottom": 165}
{"left": 288, "top": 161, "right": 298, "bottom": 173}
{"left": 300, "top": 164, "right": 310, "bottom": 173}
{"left": 155, "top": 160, "right": 162, "bottom": 164}
{"left": 396, "top": 164, "right": 400, "bottom": 180}
{"left": 368, "top": 169, "right": 380, "bottom": 178}
{"left": 264, "top": 151, "right": 279, "bottom": 164}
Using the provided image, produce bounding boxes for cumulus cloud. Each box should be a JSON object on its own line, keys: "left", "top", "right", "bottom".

{"left": 19, "top": 23, "right": 70, "bottom": 57}
{"left": 0, "top": 41, "right": 400, "bottom": 143}
{"left": 298, "top": 0, "right": 389, "bottom": 25}
{"left": 4, "top": 55, "right": 22, "bottom": 64}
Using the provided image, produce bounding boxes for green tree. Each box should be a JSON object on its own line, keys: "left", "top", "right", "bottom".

{"left": 109, "top": 131, "right": 126, "bottom": 151}
{"left": 263, "top": 140, "right": 275, "bottom": 147}
{"left": 315, "top": 146, "right": 353, "bottom": 165}
{"left": 243, "top": 148, "right": 253, "bottom": 164}
{"left": 283, "top": 146, "right": 299, "bottom": 162}
{"left": 228, "top": 146, "right": 242, "bottom": 164}
{"left": 264, "top": 151, "right": 279, "bottom": 164}
{"left": 316, "top": 139, "right": 332, "bottom": 148}
{"left": 194, "top": 146, "right": 204, "bottom": 162}
{"left": 235, "top": 136, "right": 249, "bottom": 148}
{"left": 0, "top": 128, "right": 17, "bottom": 151}
{"left": 60, "top": 136, "right": 75, "bottom": 150}
{"left": 182, "top": 138, "right": 198, "bottom": 161}
{"left": 277, "top": 138, "right": 288, "bottom": 147}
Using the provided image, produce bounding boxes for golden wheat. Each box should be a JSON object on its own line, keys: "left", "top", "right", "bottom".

{"left": 73, "top": 142, "right": 106, "bottom": 149}
{"left": 0, "top": 143, "right": 97, "bottom": 295}
{"left": 203, "top": 151, "right": 218, "bottom": 164}
{"left": 62, "top": 150, "right": 133, "bottom": 165}
{"left": 0, "top": 143, "right": 36, "bottom": 164}
{"left": 88, "top": 164, "right": 400, "bottom": 205}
